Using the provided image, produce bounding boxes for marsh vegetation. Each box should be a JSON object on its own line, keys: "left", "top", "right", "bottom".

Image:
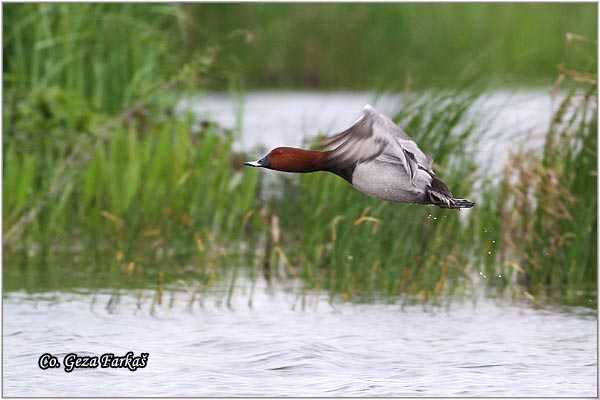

{"left": 3, "top": 3, "right": 597, "bottom": 308}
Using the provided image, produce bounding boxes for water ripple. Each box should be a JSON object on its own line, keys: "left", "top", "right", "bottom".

{"left": 3, "top": 288, "right": 597, "bottom": 397}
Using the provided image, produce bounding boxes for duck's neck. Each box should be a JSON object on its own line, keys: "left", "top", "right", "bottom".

{"left": 271, "top": 147, "right": 328, "bottom": 173}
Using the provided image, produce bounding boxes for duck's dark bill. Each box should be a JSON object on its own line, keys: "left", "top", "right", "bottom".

{"left": 244, "top": 161, "right": 262, "bottom": 167}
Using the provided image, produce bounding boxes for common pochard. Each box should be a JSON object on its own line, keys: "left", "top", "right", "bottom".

{"left": 244, "top": 104, "right": 474, "bottom": 209}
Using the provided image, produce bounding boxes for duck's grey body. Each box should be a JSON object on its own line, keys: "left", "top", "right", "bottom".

{"left": 322, "top": 105, "right": 474, "bottom": 209}
{"left": 350, "top": 158, "right": 432, "bottom": 204}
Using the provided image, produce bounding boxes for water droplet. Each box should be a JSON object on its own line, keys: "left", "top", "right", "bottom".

{"left": 491, "top": 240, "right": 496, "bottom": 244}
{"left": 433, "top": 217, "right": 437, "bottom": 220}
{"left": 498, "top": 274, "right": 502, "bottom": 278}
{"left": 487, "top": 251, "right": 492, "bottom": 255}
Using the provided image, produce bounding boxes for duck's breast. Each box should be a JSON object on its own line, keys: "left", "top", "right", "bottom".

{"left": 350, "top": 160, "right": 432, "bottom": 204}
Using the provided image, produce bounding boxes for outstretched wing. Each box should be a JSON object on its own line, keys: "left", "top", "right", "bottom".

{"left": 319, "top": 105, "right": 433, "bottom": 181}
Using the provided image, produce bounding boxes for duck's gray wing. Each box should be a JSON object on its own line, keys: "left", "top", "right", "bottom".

{"left": 319, "top": 105, "right": 433, "bottom": 180}
{"left": 368, "top": 106, "right": 434, "bottom": 170}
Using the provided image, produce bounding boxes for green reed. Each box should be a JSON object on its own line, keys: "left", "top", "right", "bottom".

{"left": 3, "top": 2, "right": 249, "bottom": 293}
{"left": 472, "top": 75, "right": 597, "bottom": 306}
{"left": 3, "top": 3, "right": 190, "bottom": 114}
{"left": 4, "top": 111, "right": 260, "bottom": 291}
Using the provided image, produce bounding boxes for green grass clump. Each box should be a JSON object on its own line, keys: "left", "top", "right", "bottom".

{"left": 3, "top": 3, "right": 252, "bottom": 292}
{"left": 3, "top": 112, "right": 261, "bottom": 292}
{"left": 3, "top": 3, "right": 190, "bottom": 114}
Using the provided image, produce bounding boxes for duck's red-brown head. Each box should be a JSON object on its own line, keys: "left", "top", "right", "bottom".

{"left": 244, "top": 147, "right": 325, "bottom": 173}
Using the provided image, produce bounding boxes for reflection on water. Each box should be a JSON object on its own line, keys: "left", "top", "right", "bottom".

{"left": 4, "top": 280, "right": 597, "bottom": 397}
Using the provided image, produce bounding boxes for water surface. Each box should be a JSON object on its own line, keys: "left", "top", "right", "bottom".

{"left": 4, "top": 282, "right": 597, "bottom": 397}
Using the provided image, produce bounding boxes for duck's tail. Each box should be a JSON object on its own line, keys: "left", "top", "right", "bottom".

{"left": 440, "top": 198, "right": 476, "bottom": 209}
{"left": 428, "top": 191, "right": 475, "bottom": 209}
